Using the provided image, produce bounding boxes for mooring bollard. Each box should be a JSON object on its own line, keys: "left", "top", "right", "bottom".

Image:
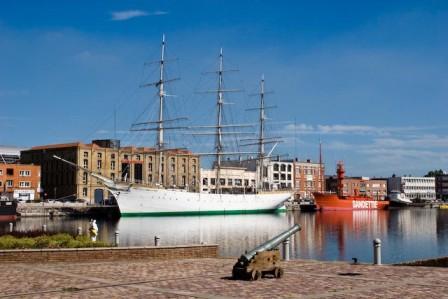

{"left": 77, "top": 227, "right": 82, "bottom": 236}
{"left": 154, "top": 236, "right": 160, "bottom": 246}
{"left": 42, "top": 224, "right": 47, "bottom": 233}
{"left": 9, "top": 222, "right": 13, "bottom": 233}
{"left": 373, "top": 238, "right": 382, "bottom": 265}
{"left": 282, "top": 238, "right": 290, "bottom": 261}
{"left": 114, "top": 231, "right": 120, "bottom": 246}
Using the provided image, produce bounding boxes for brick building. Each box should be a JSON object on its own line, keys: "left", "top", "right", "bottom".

{"left": 20, "top": 139, "right": 200, "bottom": 203}
{"left": 0, "top": 164, "right": 41, "bottom": 201}
{"left": 293, "top": 159, "right": 325, "bottom": 199}
{"left": 326, "top": 176, "right": 387, "bottom": 200}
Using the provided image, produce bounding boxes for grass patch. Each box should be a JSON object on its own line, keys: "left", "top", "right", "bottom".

{"left": 0, "top": 233, "right": 110, "bottom": 249}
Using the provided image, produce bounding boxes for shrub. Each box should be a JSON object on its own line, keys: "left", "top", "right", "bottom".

{"left": 0, "top": 234, "right": 110, "bottom": 249}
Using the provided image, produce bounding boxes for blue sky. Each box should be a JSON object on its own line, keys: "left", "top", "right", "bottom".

{"left": 0, "top": 0, "right": 447, "bottom": 176}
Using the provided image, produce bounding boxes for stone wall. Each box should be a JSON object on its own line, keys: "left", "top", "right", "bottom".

{"left": 397, "top": 256, "right": 448, "bottom": 267}
{"left": 0, "top": 244, "right": 218, "bottom": 263}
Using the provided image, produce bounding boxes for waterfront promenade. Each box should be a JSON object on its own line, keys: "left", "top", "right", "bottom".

{"left": 1, "top": 258, "right": 447, "bottom": 298}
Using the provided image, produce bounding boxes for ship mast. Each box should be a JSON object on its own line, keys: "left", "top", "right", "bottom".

{"left": 257, "top": 76, "right": 267, "bottom": 191}
{"left": 157, "top": 34, "right": 166, "bottom": 149}
{"left": 193, "top": 49, "right": 256, "bottom": 194}
{"left": 215, "top": 48, "right": 224, "bottom": 193}
{"left": 242, "top": 76, "right": 281, "bottom": 191}
{"left": 131, "top": 34, "right": 184, "bottom": 186}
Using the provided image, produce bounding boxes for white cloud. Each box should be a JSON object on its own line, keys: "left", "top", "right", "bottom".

{"left": 110, "top": 10, "right": 168, "bottom": 21}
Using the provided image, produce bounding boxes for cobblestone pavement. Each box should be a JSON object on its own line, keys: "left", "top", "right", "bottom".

{"left": 1, "top": 258, "right": 448, "bottom": 298}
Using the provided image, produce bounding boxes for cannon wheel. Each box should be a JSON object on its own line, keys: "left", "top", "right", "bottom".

{"left": 274, "top": 267, "right": 284, "bottom": 278}
{"left": 251, "top": 270, "right": 262, "bottom": 281}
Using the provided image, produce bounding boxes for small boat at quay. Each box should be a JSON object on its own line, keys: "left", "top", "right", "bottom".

{"left": 314, "top": 162, "right": 389, "bottom": 211}
{"left": 388, "top": 191, "right": 412, "bottom": 207}
{"left": 0, "top": 196, "right": 17, "bottom": 222}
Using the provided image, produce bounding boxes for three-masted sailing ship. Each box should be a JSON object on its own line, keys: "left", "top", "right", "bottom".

{"left": 57, "top": 36, "right": 292, "bottom": 216}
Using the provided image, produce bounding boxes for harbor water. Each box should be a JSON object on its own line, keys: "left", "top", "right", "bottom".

{"left": 2, "top": 208, "right": 448, "bottom": 264}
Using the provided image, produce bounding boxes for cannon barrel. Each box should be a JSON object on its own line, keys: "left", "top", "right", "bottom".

{"left": 240, "top": 224, "right": 301, "bottom": 262}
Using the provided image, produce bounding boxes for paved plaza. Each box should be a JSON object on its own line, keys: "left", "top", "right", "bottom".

{"left": 1, "top": 258, "right": 448, "bottom": 298}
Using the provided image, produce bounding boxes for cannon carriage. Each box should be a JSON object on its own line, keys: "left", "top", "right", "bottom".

{"left": 232, "top": 224, "right": 301, "bottom": 280}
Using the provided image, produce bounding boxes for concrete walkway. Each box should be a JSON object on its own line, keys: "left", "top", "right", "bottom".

{"left": 1, "top": 258, "right": 448, "bottom": 298}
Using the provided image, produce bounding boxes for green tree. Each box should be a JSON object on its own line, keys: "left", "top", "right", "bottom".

{"left": 424, "top": 169, "right": 444, "bottom": 177}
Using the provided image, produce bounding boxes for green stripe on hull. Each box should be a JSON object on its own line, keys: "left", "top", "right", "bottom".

{"left": 120, "top": 208, "right": 286, "bottom": 217}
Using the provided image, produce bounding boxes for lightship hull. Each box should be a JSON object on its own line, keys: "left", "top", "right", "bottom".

{"left": 313, "top": 193, "right": 389, "bottom": 211}
{"left": 112, "top": 187, "right": 291, "bottom": 216}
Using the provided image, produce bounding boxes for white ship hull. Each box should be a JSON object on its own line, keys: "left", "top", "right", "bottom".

{"left": 111, "top": 187, "right": 291, "bottom": 216}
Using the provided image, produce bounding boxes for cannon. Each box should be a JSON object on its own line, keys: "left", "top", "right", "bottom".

{"left": 232, "top": 224, "right": 301, "bottom": 280}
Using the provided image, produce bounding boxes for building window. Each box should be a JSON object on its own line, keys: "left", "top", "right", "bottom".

{"left": 0, "top": 170, "right": 2, "bottom": 175}
{"left": 235, "top": 179, "right": 242, "bottom": 186}
{"left": 6, "top": 180, "right": 13, "bottom": 187}
{"left": 171, "top": 157, "right": 175, "bottom": 163}
{"left": 124, "top": 154, "right": 129, "bottom": 160}
{"left": 148, "top": 174, "right": 153, "bottom": 183}
{"left": 192, "top": 165, "right": 197, "bottom": 173}
{"left": 183, "top": 158, "right": 186, "bottom": 164}
{"left": 83, "top": 159, "right": 88, "bottom": 168}
{"left": 97, "top": 153, "right": 102, "bottom": 159}
{"left": 83, "top": 172, "right": 88, "bottom": 184}
{"left": 192, "top": 176, "right": 196, "bottom": 185}
{"left": 84, "top": 152, "right": 89, "bottom": 158}
{"left": 228, "top": 179, "right": 233, "bottom": 186}
{"left": 274, "top": 164, "right": 279, "bottom": 171}
{"left": 111, "top": 153, "right": 115, "bottom": 159}
{"left": 274, "top": 173, "right": 279, "bottom": 180}
{"left": 149, "top": 156, "right": 153, "bottom": 162}
{"left": 202, "top": 178, "right": 208, "bottom": 186}
{"left": 244, "top": 179, "right": 249, "bottom": 186}
{"left": 288, "top": 165, "right": 292, "bottom": 172}
{"left": 97, "top": 160, "right": 102, "bottom": 170}
{"left": 19, "top": 181, "right": 31, "bottom": 188}
{"left": 0, "top": 181, "right": 2, "bottom": 187}
{"left": 161, "top": 164, "right": 164, "bottom": 172}
{"left": 220, "top": 178, "right": 226, "bottom": 186}
{"left": 111, "top": 161, "right": 116, "bottom": 170}
{"left": 170, "top": 163, "right": 175, "bottom": 172}
{"left": 19, "top": 170, "right": 31, "bottom": 176}
{"left": 111, "top": 173, "right": 115, "bottom": 180}
{"left": 182, "top": 176, "right": 186, "bottom": 186}
{"left": 6, "top": 168, "right": 13, "bottom": 176}
{"left": 82, "top": 188, "right": 88, "bottom": 197}
{"left": 182, "top": 164, "right": 186, "bottom": 173}
{"left": 288, "top": 174, "right": 291, "bottom": 180}
{"left": 148, "top": 163, "right": 153, "bottom": 171}
{"left": 281, "top": 164, "right": 286, "bottom": 171}
{"left": 136, "top": 155, "right": 141, "bottom": 161}
{"left": 211, "top": 178, "right": 216, "bottom": 185}
{"left": 171, "top": 175, "right": 176, "bottom": 185}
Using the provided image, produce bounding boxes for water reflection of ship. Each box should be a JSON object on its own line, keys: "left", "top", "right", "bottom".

{"left": 388, "top": 209, "right": 437, "bottom": 241}
{"left": 296, "top": 211, "right": 389, "bottom": 261}
{"left": 113, "top": 214, "right": 290, "bottom": 257}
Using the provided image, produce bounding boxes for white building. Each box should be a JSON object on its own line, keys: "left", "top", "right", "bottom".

{"left": 267, "top": 159, "right": 294, "bottom": 190}
{"left": 200, "top": 166, "right": 256, "bottom": 193}
{"left": 388, "top": 176, "right": 436, "bottom": 202}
